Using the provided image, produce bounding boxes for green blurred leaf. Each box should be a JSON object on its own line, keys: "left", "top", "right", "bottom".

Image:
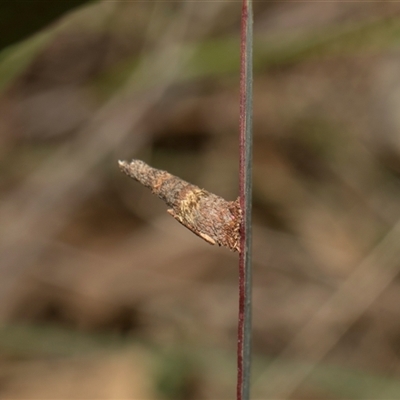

{"left": 0, "top": 1, "right": 94, "bottom": 51}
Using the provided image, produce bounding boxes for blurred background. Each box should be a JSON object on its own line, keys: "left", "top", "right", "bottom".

{"left": 1, "top": 1, "right": 400, "bottom": 399}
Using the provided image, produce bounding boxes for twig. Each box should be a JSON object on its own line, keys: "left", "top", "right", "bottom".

{"left": 237, "top": 0, "right": 253, "bottom": 400}
{"left": 118, "top": 160, "right": 242, "bottom": 252}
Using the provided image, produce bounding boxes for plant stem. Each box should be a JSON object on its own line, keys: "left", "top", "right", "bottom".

{"left": 237, "top": 1, "right": 253, "bottom": 400}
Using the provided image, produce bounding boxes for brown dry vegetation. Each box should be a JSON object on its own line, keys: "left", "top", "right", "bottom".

{"left": 1, "top": 1, "right": 400, "bottom": 399}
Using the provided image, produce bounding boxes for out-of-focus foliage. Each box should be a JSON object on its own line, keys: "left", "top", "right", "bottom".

{"left": 2, "top": 1, "right": 400, "bottom": 399}
{"left": 0, "top": 0, "right": 93, "bottom": 51}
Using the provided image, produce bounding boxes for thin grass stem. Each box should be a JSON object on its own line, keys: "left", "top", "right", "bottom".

{"left": 237, "top": 0, "right": 253, "bottom": 400}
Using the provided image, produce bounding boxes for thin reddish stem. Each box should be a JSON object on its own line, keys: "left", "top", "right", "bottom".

{"left": 237, "top": 0, "right": 247, "bottom": 397}
{"left": 237, "top": 0, "right": 253, "bottom": 400}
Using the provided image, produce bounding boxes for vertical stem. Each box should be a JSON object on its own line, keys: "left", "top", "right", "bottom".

{"left": 237, "top": 1, "right": 253, "bottom": 400}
